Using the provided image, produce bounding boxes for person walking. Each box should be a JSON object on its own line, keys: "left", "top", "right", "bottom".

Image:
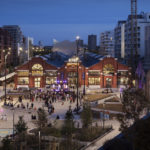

{"left": 27, "top": 102, "right": 29, "bottom": 109}
{"left": 31, "top": 103, "right": 34, "bottom": 109}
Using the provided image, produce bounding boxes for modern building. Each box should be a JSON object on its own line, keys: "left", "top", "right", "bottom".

{"left": 0, "top": 28, "right": 13, "bottom": 73}
{"left": 125, "top": 12, "right": 150, "bottom": 59}
{"left": 144, "top": 26, "right": 150, "bottom": 71}
{"left": 114, "top": 21, "right": 126, "bottom": 60}
{"left": 88, "top": 35, "right": 97, "bottom": 51}
{"left": 100, "top": 31, "right": 114, "bottom": 56}
{"left": 14, "top": 52, "right": 130, "bottom": 90}
{"left": 77, "top": 39, "right": 84, "bottom": 48}
{"left": 18, "top": 37, "right": 34, "bottom": 64}
{"left": 3, "top": 25, "right": 23, "bottom": 66}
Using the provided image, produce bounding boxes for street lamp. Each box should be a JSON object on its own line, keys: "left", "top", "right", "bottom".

{"left": 76, "top": 36, "right": 80, "bottom": 113}
{"left": 3, "top": 48, "right": 11, "bottom": 104}
{"left": 39, "top": 131, "right": 41, "bottom": 150}
{"left": 83, "top": 48, "right": 86, "bottom": 95}
{"left": 103, "top": 102, "right": 106, "bottom": 129}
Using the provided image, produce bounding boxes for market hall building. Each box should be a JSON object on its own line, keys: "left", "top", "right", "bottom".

{"left": 14, "top": 52, "right": 130, "bottom": 91}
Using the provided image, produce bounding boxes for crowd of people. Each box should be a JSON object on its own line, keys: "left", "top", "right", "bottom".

{"left": 2, "top": 89, "right": 83, "bottom": 120}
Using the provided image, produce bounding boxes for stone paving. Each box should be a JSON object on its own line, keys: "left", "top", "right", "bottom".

{"left": 0, "top": 85, "right": 122, "bottom": 148}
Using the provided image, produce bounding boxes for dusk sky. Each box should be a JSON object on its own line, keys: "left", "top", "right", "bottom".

{"left": 0, "top": 0, "right": 150, "bottom": 45}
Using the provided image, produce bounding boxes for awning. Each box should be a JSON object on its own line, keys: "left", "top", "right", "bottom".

{"left": 0, "top": 72, "right": 16, "bottom": 82}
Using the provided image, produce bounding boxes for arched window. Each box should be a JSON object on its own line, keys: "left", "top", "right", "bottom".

{"left": 32, "top": 64, "right": 43, "bottom": 71}
{"left": 32, "top": 64, "right": 43, "bottom": 76}
{"left": 103, "top": 64, "right": 114, "bottom": 75}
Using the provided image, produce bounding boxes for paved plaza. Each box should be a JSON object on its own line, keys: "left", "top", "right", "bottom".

{"left": 0, "top": 97, "right": 79, "bottom": 131}
{"left": 0, "top": 86, "right": 122, "bottom": 150}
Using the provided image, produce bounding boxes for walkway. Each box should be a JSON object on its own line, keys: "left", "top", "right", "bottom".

{"left": 84, "top": 120, "right": 120, "bottom": 150}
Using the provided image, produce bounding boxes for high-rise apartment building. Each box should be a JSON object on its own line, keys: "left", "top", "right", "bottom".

{"left": 114, "top": 21, "right": 126, "bottom": 60}
{"left": 100, "top": 31, "right": 114, "bottom": 56}
{"left": 88, "top": 35, "right": 97, "bottom": 51}
{"left": 3, "top": 25, "right": 23, "bottom": 66}
{"left": 144, "top": 26, "right": 150, "bottom": 70}
{"left": 77, "top": 39, "right": 84, "bottom": 48}
{"left": 0, "top": 28, "right": 13, "bottom": 75}
{"left": 125, "top": 12, "right": 150, "bottom": 59}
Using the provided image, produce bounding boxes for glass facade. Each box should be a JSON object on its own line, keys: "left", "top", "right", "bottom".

{"left": 118, "top": 71, "right": 128, "bottom": 76}
{"left": 17, "top": 71, "right": 29, "bottom": 76}
{"left": 32, "top": 71, "right": 43, "bottom": 76}
{"left": 46, "top": 71, "right": 57, "bottom": 76}
{"left": 68, "top": 72, "right": 77, "bottom": 77}
{"left": 46, "top": 77, "right": 57, "bottom": 85}
{"left": 32, "top": 64, "right": 43, "bottom": 70}
{"left": 118, "top": 77, "right": 128, "bottom": 85}
{"left": 34, "top": 77, "right": 41, "bottom": 88}
{"left": 32, "top": 64, "right": 43, "bottom": 76}
{"left": 88, "top": 70, "right": 100, "bottom": 76}
{"left": 88, "top": 77, "right": 100, "bottom": 85}
{"left": 18, "top": 77, "right": 29, "bottom": 85}
{"left": 103, "top": 64, "right": 114, "bottom": 75}
{"left": 68, "top": 78, "right": 77, "bottom": 85}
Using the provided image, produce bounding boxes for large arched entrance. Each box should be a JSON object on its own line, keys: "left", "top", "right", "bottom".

{"left": 32, "top": 64, "right": 43, "bottom": 88}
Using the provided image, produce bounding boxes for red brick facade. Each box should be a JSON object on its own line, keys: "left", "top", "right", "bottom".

{"left": 14, "top": 56, "right": 130, "bottom": 89}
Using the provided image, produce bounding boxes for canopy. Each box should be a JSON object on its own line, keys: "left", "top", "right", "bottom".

{"left": 0, "top": 72, "right": 16, "bottom": 82}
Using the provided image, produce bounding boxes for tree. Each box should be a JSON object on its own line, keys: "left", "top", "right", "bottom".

{"left": 62, "top": 108, "right": 75, "bottom": 137}
{"left": 118, "top": 88, "right": 148, "bottom": 132}
{"left": 117, "top": 88, "right": 149, "bottom": 150}
{"left": 81, "top": 103, "right": 93, "bottom": 128}
{"left": 0, "top": 137, "right": 14, "bottom": 150}
{"left": 37, "top": 108, "right": 48, "bottom": 129}
{"left": 15, "top": 116, "right": 28, "bottom": 134}
{"left": 62, "top": 109, "right": 75, "bottom": 150}
{"left": 133, "top": 117, "right": 150, "bottom": 150}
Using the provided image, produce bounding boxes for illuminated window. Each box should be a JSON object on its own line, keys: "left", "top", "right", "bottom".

{"left": 88, "top": 70, "right": 100, "bottom": 76}
{"left": 68, "top": 78, "right": 77, "bottom": 85}
{"left": 118, "top": 77, "right": 128, "bottom": 85}
{"left": 103, "top": 64, "right": 114, "bottom": 75}
{"left": 118, "top": 71, "right": 128, "bottom": 76}
{"left": 18, "top": 77, "right": 29, "bottom": 85}
{"left": 32, "top": 64, "right": 43, "bottom": 70}
{"left": 68, "top": 56, "right": 79, "bottom": 63}
{"left": 32, "top": 64, "right": 43, "bottom": 76}
{"left": 34, "top": 77, "right": 41, "bottom": 88}
{"left": 68, "top": 72, "right": 77, "bottom": 77}
{"left": 46, "top": 77, "right": 57, "bottom": 84}
{"left": 88, "top": 77, "right": 100, "bottom": 85}
{"left": 46, "top": 71, "right": 57, "bottom": 76}
{"left": 17, "top": 71, "right": 29, "bottom": 76}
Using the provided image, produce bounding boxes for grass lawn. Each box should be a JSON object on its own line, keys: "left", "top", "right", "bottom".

{"left": 84, "top": 94, "right": 112, "bottom": 102}
{"left": 104, "top": 97, "right": 120, "bottom": 103}
{"left": 32, "top": 126, "right": 111, "bottom": 143}
{"left": 97, "top": 104, "right": 123, "bottom": 112}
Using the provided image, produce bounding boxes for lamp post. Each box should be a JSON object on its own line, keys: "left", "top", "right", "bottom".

{"left": 39, "top": 131, "right": 41, "bottom": 150}
{"left": 103, "top": 102, "right": 105, "bottom": 129}
{"left": 83, "top": 48, "right": 86, "bottom": 95}
{"left": 3, "top": 48, "right": 11, "bottom": 104}
{"left": 76, "top": 36, "right": 80, "bottom": 113}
